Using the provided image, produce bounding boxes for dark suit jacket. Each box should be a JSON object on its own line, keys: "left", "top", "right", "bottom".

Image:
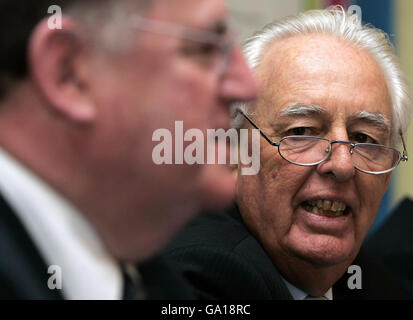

{"left": 0, "top": 194, "right": 194, "bottom": 299}
{"left": 163, "top": 204, "right": 409, "bottom": 300}
{"left": 363, "top": 197, "right": 413, "bottom": 298}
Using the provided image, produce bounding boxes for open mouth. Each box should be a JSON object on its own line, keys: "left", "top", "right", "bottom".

{"left": 301, "top": 199, "right": 349, "bottom": 217}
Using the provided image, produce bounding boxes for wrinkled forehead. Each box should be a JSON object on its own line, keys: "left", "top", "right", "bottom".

{"left": 257, "top": 33, "right": 384, "bottom": 82}
{"left": 254, "top": 33, "right": 392, "bottom": 123}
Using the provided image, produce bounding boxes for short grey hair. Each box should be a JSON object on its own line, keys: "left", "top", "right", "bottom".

{"left": 67, "top": 0, "right": 155, "bottom": 52}
{"left": 233, "top": 6, "right": 412, "bottom": 147}
{"left": 0, "top": 0, "right": 154, "bottom": 101}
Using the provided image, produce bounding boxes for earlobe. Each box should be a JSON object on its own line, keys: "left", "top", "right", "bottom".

{"left": 28, "top": 17, "right": 96, "bottom": 123}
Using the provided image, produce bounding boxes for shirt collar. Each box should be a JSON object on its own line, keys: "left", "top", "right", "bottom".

{"left": 0, "top": 148, "right": 123, "bottom": 299}
{"left": 281, "top": 276, "right": 333, "bottom": 300}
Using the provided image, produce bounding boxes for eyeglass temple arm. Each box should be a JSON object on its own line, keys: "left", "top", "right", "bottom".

{"left": 129, "top": 15, "right": 223, "bottom": 44}
{"left": 238, "top": 109, "right": 279, "bottom": 146}
{"left": 400, "top": 131, "right": 408, "bottom": 162}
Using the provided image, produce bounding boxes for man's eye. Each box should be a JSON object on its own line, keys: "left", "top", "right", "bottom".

{"left": 351, "top": 133, "right": 377, "bottom": 144}
{"left": 198, "top": 43, "right": 219, "bottom": 55}
{"left": 182, "top": 43, "right": 218, "bottom": 56}
{"left": 287, "top": 127, "right": 312, "bottom": 136}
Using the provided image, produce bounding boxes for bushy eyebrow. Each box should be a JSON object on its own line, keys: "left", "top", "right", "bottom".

{"left": 351, "top": 111, "right": 391, "bottom": 134}
{"left": 280, "top": 103, "right": 325, "bottom": 117}
{"left": 279, "top": 103, "right": 391, "bottom": 134}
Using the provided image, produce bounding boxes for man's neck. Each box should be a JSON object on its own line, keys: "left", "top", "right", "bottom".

{"left": 0, "top": 147, "right": 123, "bottom": 299}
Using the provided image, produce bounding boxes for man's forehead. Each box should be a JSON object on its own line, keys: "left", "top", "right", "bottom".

{"left": 258, "top": 33, "right": 380, "bottom": 83}
{"left": 254, "top": 34, "right": 392, "bottom": 118}
{"left": 148, "top": 0, "right": 228, "bottom": 30}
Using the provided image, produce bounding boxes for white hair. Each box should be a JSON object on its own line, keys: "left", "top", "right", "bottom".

{"left": 233, "top": 6, "right": 412, "bottom": 147}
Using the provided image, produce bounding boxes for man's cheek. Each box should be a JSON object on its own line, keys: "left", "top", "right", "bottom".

{"left": 363, "top": 176, "right": 389, "bottom": 206}
{"left": 383, "top": 172, "right": 393, "bottom": 190}
{"left": 271, "top": 167, "right": 307, "bottom": 190}
{"left": 259, "top": 157, "right": 282, "bottom": 182}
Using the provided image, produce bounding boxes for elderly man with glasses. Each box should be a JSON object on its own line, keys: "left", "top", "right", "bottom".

{"left": 163, "top": 7, "right": 412, "bottom": 300}
{"left": 0, "top": 0, "right": 257, "bottom": 299}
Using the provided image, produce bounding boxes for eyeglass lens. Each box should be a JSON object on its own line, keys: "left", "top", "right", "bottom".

{"left": 279, "top": 137, "right": 400, "bottom": 173}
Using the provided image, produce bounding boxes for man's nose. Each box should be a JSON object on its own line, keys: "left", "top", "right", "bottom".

{"left": 219, "top": 45, "right": 257, "bottom": 105}
{"left": 317, "top": 142, "right": 355, "bottom": 182}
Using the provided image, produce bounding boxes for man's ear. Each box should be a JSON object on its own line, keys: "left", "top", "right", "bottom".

{"left": 28, "top": 17, "right": 96, "bottom": 123}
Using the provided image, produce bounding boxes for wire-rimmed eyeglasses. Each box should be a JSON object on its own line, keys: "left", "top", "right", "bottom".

{"left": 239, "top": 109, "right": 408, "bottom": 175}
{"left": 128, "top": 16, "right": 235, "bottom": 74}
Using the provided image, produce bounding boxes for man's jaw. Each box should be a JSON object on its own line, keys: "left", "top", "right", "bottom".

{"left": 199, "top": 164, "right": 236, "bottom": 211}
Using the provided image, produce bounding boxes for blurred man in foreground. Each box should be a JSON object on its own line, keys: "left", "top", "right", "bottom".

{"left": 0, "top": 0, "right": 256, "bottom": 299}
{"left": 164, "top": 7, "right": 412, "bottom": 300}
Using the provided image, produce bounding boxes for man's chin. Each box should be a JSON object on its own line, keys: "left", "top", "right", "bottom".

{"left": 199, "top": 164, "right": 236, "bottom": 211}
{"left": 289, "top": 234, "right": 357, "bottom": 267}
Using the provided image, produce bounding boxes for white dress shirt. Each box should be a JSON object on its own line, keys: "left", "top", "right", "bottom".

{"left": 0, "top": 147, "right": 123, "bottom": 300}
{"left": 281, "top": 276, "right": 333, "bottom": 300}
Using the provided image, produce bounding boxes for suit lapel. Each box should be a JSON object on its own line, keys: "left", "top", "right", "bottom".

{"left": 0, "top": 194, "right": 63, "bottom": 299}
{"left": 228, "top": 204, "right": 293, "bottom": 300}
{"left": 333, "top": 249, "right": 409, "bottom": 300}
{"left": 139, "top": 255, "right": 196, "bottom": 299}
